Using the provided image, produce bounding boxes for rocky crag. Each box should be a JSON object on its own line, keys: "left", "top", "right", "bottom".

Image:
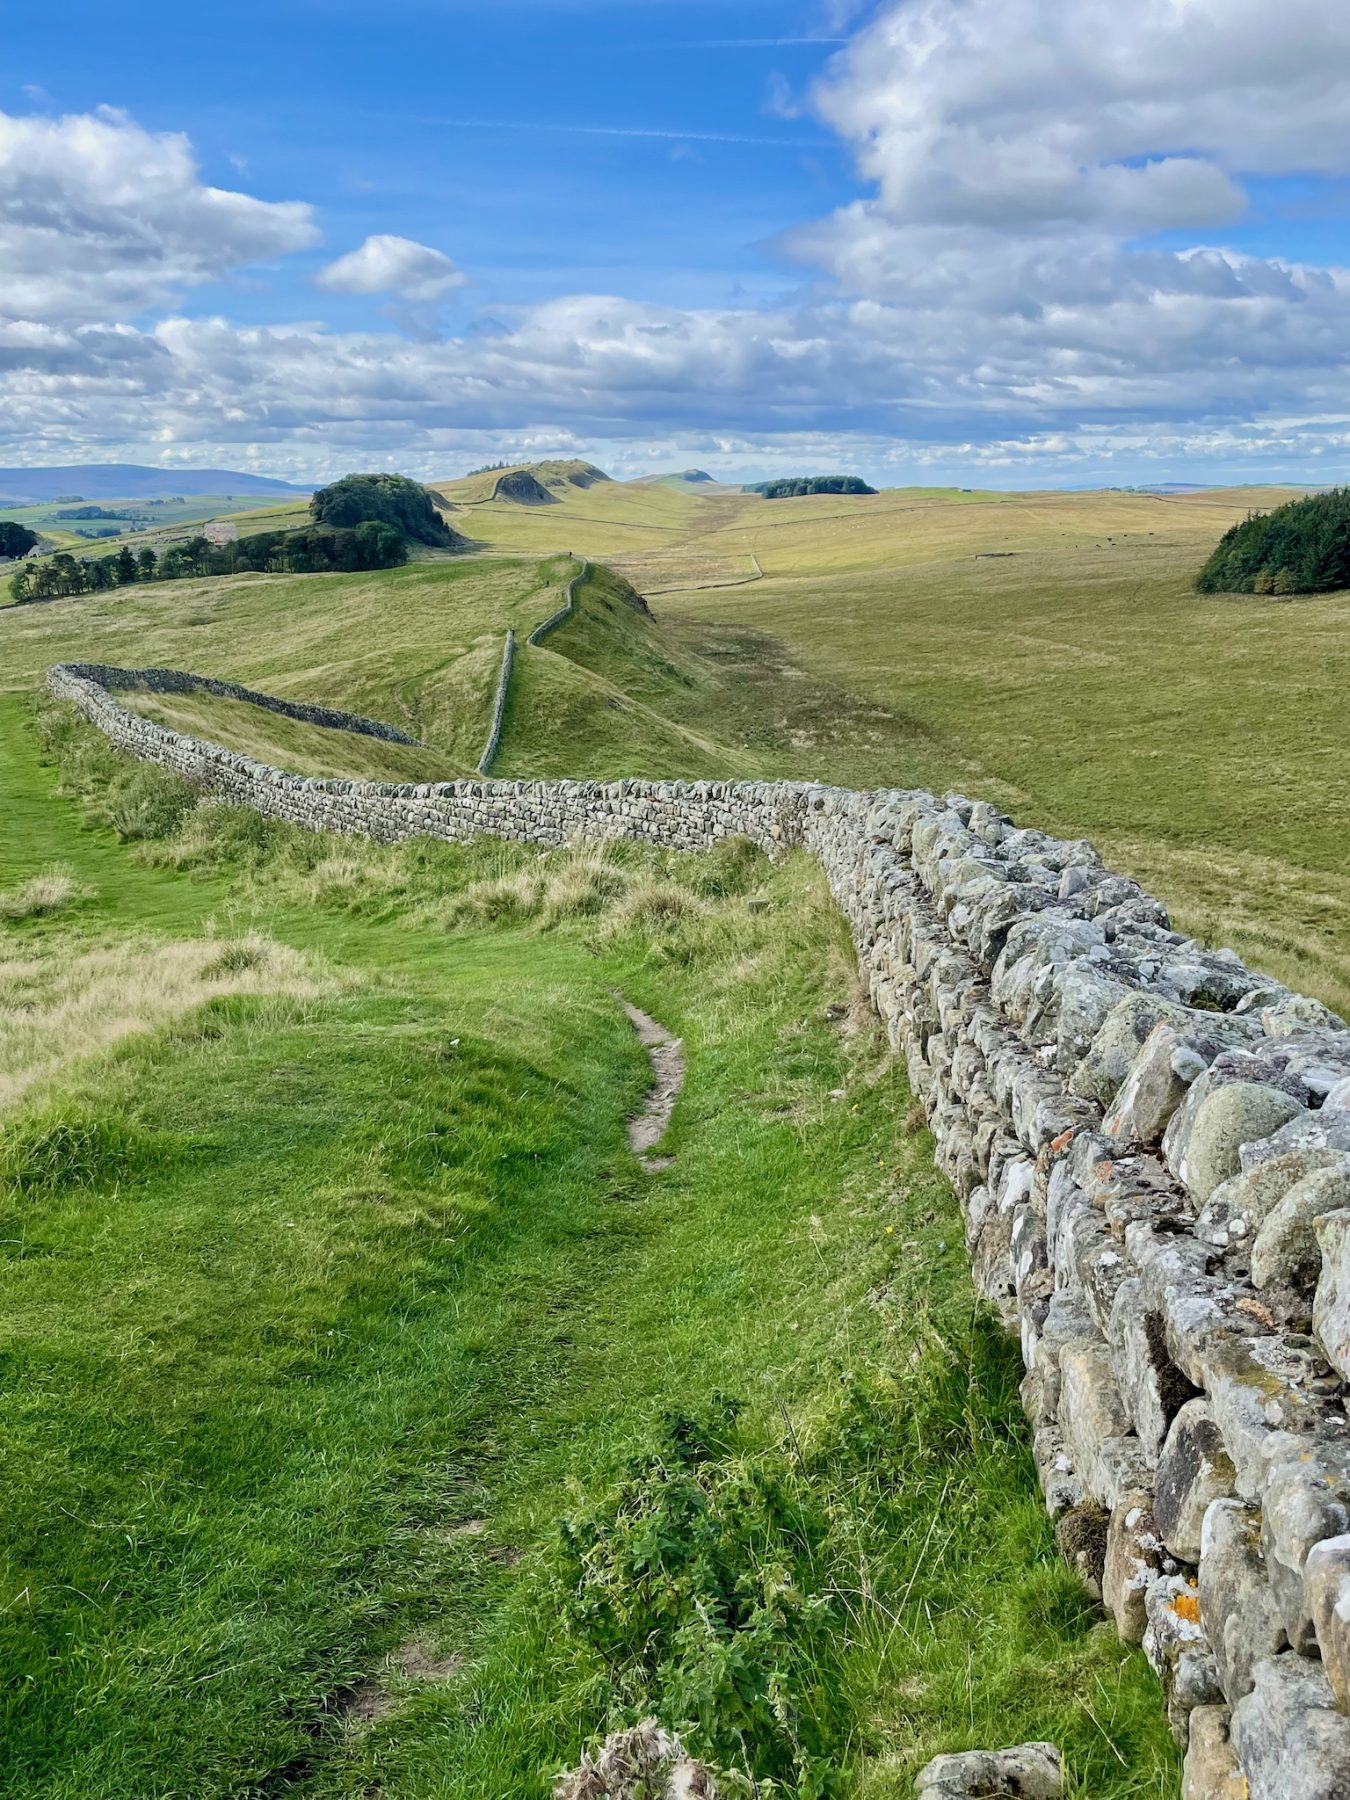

{"left": 47, "top": 658, "right": 1350, "bottom": 1799}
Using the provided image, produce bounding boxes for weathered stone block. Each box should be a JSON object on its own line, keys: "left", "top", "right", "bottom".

{"left": 914, "top": 1742, "right": 1063, "bottom": 1799}
{"left": 1231, "top": 1654, "right": 1350, "bottom": 1799}
{"left": 1172, "top": 1082, "right": 1308, "bottom": 1207}
{"left": 1143, "top": 1573, "right": 1225, "bottom": 1744}
{"left": 1156, "top": 1399, "right": 1237, "bottom": 1564}
{"left": 1108, "top": 1281, "right": 1200, "bottom": 1465}
{"left": 1261, "top": 1456, "right": 1350, "bottom": 1656}
{"left": 1104, "top": 1494, "right": 1176, "bottom": 1646}
{"left": 1314, "top": 1208, "right": 1350, "bottom": 1382}
{"left": 1200, "top": 1499, "right": 1289, "bottom": 1703}
{"left": 1253, "top": 1164, "right": 1350, "bottom": 1295}
{"left": 1180, "top": 1706, "right": 1246, "bottom": 1800}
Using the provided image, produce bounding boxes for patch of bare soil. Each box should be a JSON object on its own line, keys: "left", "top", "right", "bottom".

{"left": 619, "top": 998, "right": 685, "bottom": 1170}
{"left": 340, "top": 1638, "right": 465, "bottom": 1724}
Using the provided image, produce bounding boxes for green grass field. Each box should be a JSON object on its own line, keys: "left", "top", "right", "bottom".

{"left": 120, "top": 689, "right": 465, "bottom": 782}
{"left": 5, "top": 465, "right": 1348, "bottom": 1796}
{"left": 0, "top": 697, "right": 1178, "bottom": 1797}
{"left": 0, "top": 495, "right": 292, "bottom": 553}
{"left": 6, "top": 474, "right": 1348, "bottom": 1012}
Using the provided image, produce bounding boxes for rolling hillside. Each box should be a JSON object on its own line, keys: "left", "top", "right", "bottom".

{"left": 7, "top": 468, "right": 1350, "bottom": 1017}
{"left": 7, "top": 464, "right": 1338, "bottom": 1799}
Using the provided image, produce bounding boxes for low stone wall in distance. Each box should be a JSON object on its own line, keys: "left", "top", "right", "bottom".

{"left": 46, "top": 659, "right": 1350, "bottom": 1800}
{"left": 61, "top": 660, "right": 424, "bottom": 746}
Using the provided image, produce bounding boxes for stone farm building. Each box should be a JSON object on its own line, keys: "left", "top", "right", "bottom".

{"left": 203, "top": 521, "right": 238, "bottom": 546}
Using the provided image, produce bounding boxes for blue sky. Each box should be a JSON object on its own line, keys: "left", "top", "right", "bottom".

{"left": 10, "top": 0, "right": 856, "bottom": 321}
{"left": 4, "top": 0, "right": 1350, "bottom": 486}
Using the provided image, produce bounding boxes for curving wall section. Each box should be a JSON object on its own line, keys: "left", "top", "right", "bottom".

{"left": 63, "top": 661, "right": 424, "bottom": 745}
{"left": 45, "top": 659, "right": 1350, "bottom": 1799}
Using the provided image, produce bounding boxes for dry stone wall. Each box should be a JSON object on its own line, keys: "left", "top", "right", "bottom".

{"left": 64, "top": 661, "right": 424, "bottom": 745}
{"left": 47, "top": 659, "right": 1350, "bottom": 1799}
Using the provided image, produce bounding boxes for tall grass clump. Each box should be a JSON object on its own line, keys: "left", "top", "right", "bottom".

{"left": 0, "top": 1112, "right": 172, "bottom": 1198}
{"left": 35, "top": 697, "right": 197, "bottom": 842}
{"left": 0, "top": 867, "right": 89, "bottom": 921}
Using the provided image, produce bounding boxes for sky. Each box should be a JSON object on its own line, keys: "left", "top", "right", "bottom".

{"left": 4, "top": 0, "right": 1350, "bottom": 487}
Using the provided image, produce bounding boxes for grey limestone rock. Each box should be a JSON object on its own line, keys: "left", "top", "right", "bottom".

{"left": 1230, "top": 1654, "right": 1350, "bottom": 1800}
{"left": 1262, "top": 994, "right": 1349, "bottom": 1038}
{"left": 1169, "top": 1080, "right": 1308, "bottom": 1207}
{"left": 1155, "top": 1400, "right": 1237, "bottom": 1565}
{"left": 1102, "top": 1016, "right": 1256, "bottom": 1147}
{"left": 1242, "top": 1108, "right": 1350, "bottom": 1173}
{"left": 1314, "top": 1208, "right": 1350, "bottom": 1382}
{"left": 1108, "top": 1281, "right": 1200, "bottom": 1465}
{"left": 1252, "top": 1163, "right": 1350, "bottom": 1294}
{"left": 1197, "top": 1148, "right": 1350, "bottom": 1254}
{"left": 1104, "top": 1494, "right": 1177, "bottom": 1645}
{"left": 913, "top": 1743, "right": 1063, "bottom": 1799}
{"left": 1180, "top": 1706, "right": 1246, "bottom": 1800}
{"left": 1305, "top": 1532, "right": 1350, "bottom": 1711}
{"left": 1143, "top": 1573, "right": 1225, "bottom": 1744}
{"left": 1069, "top": 993, "right": 1191, "bottom": 1107}
{"left": 1261, "top": 1453, "right": 1350, "bottom": 1654}
{"left": 1200, "top": 1499, "right": 1289, "bottom": 1703}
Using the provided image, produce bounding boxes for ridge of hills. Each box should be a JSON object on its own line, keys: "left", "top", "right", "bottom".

{"left": 0, "top": 463, "right": 311, "bottom": 503}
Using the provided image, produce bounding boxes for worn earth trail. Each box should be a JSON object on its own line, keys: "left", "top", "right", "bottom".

{"left": 620, "top": 996, "right": 685, "bottom": 1169}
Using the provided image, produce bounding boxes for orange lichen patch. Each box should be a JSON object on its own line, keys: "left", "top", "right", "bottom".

{"left": 1050, "top": 1128, "right": 1075, "bottom": 1154}
{"left": 1172, "top": 1591, "right": 1202, "bottom": 1624}
{"left": 1237, "top": 1297, "right": 1277, "bottom": 1330}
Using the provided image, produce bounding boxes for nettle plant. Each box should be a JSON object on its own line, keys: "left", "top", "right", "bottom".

{"left": 551, "top": 1397, "right": 852, "bottom": 1799}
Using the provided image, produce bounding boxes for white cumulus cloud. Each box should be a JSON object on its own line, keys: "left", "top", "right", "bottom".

{"left": 0, "top": 105, "right": 318, "bottom": 324}
{"left": 8, "top": 7, "right": 1350, "bottom": 484}
{"left": 316, "top": 235, "right": 466, "bottom": 301}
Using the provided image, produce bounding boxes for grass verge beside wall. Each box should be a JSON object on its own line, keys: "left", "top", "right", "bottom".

{"left": 0, "top": 698, "right": 1179, "bottom": 1798}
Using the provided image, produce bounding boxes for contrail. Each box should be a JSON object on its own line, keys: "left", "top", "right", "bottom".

{"left": 415, "top": 115, "right": 834, "bottom": 148}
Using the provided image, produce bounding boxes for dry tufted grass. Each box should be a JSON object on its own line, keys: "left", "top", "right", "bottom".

{"left": 0, "top": 932, "right": 328, "bottom": 1116}
{"left": 0, "top": 865, "right": 90, "bottom": 921}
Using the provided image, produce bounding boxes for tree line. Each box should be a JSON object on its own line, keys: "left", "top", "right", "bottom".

{"left": 1196, "top": 487, "right": 1350, "bottom": 595}
{"left": 745, "top": 475, "right": 877, "bottom": 499}
{"left": 9, "top": 520, "right": 407, "bottom": 603}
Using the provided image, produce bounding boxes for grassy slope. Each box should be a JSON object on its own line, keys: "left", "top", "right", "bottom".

{"left": 651, "top": 488, "right": 1350, "bottom": 1009}
{"left": 7, "top": 472, "right": 1349, "bottom": 1005}
{"left": 432, "top": 467, "right": 727, "bottom": 558}
{"left": 0, "top": 554, "right": 575, "bottom": 774}
{"left": 0, "top": 495, "right": 288, "bottom": 554}
{"left": 494, "top": 564, "right": 759, "bottom": 780}
{"left": 0, "top": 697, "right": 1177, "bottom": 1799}
{"left": 120, "top": 690, "right": 466, "bottom": 782}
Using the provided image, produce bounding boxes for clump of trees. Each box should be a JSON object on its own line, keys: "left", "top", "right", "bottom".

{"left": 310, "top": 473, "right": 465, "bottom": 547}
{"left": 1196, "top": 488, "right": 1350, "bottom": 595}
{"left": 0, "top": 520, "right": 38, "bottom": 558}
{"left": 746, "top": 475, "right": 877, "bottom": 499}
{"left": 9, "top": 521, "right": 406, "bottom": 604}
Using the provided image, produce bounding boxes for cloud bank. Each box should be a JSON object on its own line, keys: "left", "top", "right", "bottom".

{"left": 5, "top": 2, "right": 1350, "bottom": 482}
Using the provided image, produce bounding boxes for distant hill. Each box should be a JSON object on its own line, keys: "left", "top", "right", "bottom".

{"left": 431, "top": 459, "right": 613, "bottom": 508}
{"left": 493, "top": 470, "right": 558, "bottom": 506}
{"left": 643, "top": 469, "right": 721, "bottom": 490}
{"left": 0, "top": 465, "right": 311, "bottom": 504}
